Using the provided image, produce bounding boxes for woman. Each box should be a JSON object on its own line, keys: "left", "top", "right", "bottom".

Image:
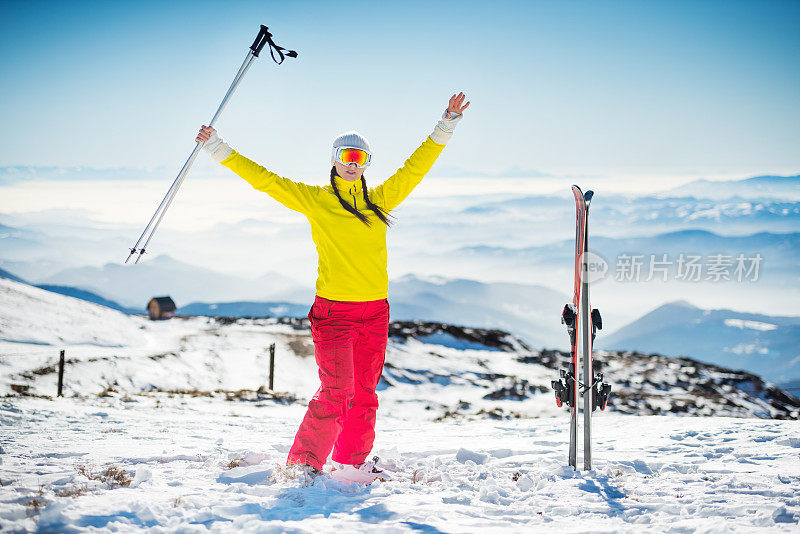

{"left": 196, "top": 92, "right": 470, "bottom": 483}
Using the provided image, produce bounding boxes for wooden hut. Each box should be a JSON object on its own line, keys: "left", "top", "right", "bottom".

{"left": 147, "top": 296, "right": 176, "bottom": 320}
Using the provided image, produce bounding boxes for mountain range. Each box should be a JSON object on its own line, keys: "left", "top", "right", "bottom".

{"left": 6, "top": 226, "right": 797, "bottom": 316}
{"left": 2, "top": 171, "right": 799, "bottom": 382}
{"left": 3, "top": 267, "right": 799, "bottom": 383}
{"left": 2, "top": 276, "right": 797, "bottom": 421}
{"left": 599, "top": 300, "right": 800, "bottom": 383}
{"left": 175, "top": 273, "right": 570, "bottom": 347}
{"left": 661, "top": 174, "right": 800, "bottom": 201}
{"left": 35, "top": 254, "right": 314, "bottom": 309}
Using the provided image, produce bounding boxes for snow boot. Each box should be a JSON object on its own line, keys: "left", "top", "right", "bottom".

{"left": 330, "top": 456, "right": 389, "bottom": 485}
{"left": 288, "top": 464, "right": 324, "bottom": 486}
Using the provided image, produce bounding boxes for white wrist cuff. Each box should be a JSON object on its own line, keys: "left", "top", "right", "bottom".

{"left": 430, "top": 110, "right": 462, "bottom": 144}
{"left": 203, "top": 130, "right": 233, "bottom": 163}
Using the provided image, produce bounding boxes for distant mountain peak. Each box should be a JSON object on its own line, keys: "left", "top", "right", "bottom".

{"left": 665, "top": 300, "right": 698, "bottom": 309}
{"left": 602, "top": 301, "right": 800, "bottom": 383}
{"left": 150, "top": 254, "right": 181, "bottom": 265}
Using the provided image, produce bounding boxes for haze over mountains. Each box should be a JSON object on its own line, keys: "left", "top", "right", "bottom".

{"left": 3, "top": 263, "right": 798, "bottom": 384}
{"left": 1, "top": 172, "right": 798, "bottom": 382}
{"left": 661, "top": 174, "right": 800, "bottom": 201}
{"left": 37, "top": 254, "right": 312, "bottom": 309}
{"left": 177, "top": 273, "right": 570, "bottom": 349}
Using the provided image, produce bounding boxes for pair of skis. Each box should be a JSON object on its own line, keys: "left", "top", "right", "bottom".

{"left": 551, "top": 185, "right": 611, "bottom": 470}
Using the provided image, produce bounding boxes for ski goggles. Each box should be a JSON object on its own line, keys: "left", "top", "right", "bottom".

{"left": 334, "top": 146, "right": 371, "bottom": 168}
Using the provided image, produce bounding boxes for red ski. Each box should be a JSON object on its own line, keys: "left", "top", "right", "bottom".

{"left": 551, "top": 186, "right": 611, "bottom": 470}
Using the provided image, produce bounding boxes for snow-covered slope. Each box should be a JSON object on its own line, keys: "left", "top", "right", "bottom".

{"left": 0, "top": 266, "right": 26, "bottom": 283}
{"left": 2, "top": 397, "right": 799, "bottom": 533}
{"left": 2, "top": 279, "right": 800, "bottom": 531}
{"left": 1, "top": 266, "right": 141, "bottom": 313}
{"left": 3, "top": 278, "right": 797, "bottom": 421}
{"left": 0, "top": 277, "right": 205, "bottom": 395}
{"left": 0, "top": 277, "right": 146, "bottom": 348}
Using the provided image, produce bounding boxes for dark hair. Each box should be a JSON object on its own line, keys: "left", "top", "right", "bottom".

{"left": 329, "top": 166, "right": 392, "bottom": 227}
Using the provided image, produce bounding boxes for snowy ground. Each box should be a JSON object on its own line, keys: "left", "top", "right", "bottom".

{"left": 2, "top": 278, "right": 800, "bottom": 531}
{"left": 1, "top": 395, "right": 799, "bottom": 533}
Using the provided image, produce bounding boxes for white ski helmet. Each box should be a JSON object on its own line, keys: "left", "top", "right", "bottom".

{"left": 331, "top": 130, "right": 372, "bottom": 167}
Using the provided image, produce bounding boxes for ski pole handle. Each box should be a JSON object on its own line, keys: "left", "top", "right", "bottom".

{"left": 250, "top": 25, "right": 270, "bottom": 57}
{"left": 249, "top": 24, "right": 298, "bottom": 63}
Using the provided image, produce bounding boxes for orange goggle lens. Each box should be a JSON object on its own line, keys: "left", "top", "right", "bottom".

{"left": 336, "top": 148, "right": 370, "bottom": 167}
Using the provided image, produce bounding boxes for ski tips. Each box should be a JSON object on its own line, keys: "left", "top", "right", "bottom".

{"left": 571, "top": 185, "right": 594, "bottom": 202}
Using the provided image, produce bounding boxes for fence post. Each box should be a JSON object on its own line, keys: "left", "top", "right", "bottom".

{"left": 57, "top": 349, "right": 65, "bottom": 397}
{"left": 268, "top": 343, "right": 275, "bottom": 391}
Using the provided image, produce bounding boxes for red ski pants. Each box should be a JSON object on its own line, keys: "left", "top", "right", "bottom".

{"left": 287, "top": 295, "right": 389, "bottom": 470}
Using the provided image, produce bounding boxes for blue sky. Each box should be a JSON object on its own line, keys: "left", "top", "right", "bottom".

{"left": 1, "top": 0, "right": 798, "bottom": 183}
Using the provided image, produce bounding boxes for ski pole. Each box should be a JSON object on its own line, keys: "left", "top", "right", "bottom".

{"left": 126, "top": 40, "right": 256, "bottom": 264}
{"left": 125, "top": 25, "right": 297, "bottom": 264}
{"left": 130, "top": 53, "right": 253, "bottom": 264}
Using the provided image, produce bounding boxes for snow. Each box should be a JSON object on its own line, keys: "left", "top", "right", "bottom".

{"left": 455, "top": 448, "right": 489, "bottom": 464}
{"left": 1, "top": 396, "right": 799, "bottom": 532}
{"left": 2, "top": 278, "right": 800, "bottom": 531}
{"left": 726, "top": 344, "right": 770, "bottom": 356}
{"left": 0, "top": 277, "right": 146, "bottom": 347}
{"left": 724, "top": 319, "right": 778, "bottom": 332}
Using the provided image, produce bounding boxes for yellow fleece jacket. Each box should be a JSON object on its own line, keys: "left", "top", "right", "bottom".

{"left": 220, "top": 137, "right": 446, "bottom": 301}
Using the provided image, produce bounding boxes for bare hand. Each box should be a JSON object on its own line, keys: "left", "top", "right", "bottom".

{"left": 195, "top": 125, "right": 215, "bottom": 143}
{"left": 446, "top": 92, "right": 470, "bottom": 118}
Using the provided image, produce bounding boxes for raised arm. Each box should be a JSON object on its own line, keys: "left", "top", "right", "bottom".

{"left": 197, "top": 126, "right": 319, "bottom": 215}
{"left": 373, "top": 92, "right": 469, "bottom": 212}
